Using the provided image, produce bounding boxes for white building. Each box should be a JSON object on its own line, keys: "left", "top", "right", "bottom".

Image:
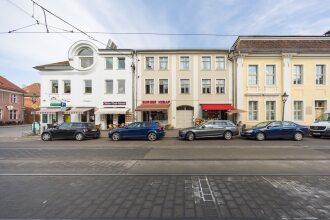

{"left": 35, "top": 40, "right": 134, "bottom": 130}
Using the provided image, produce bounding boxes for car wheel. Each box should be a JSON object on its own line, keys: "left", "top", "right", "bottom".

{"left": 293, "top": 132, "right": 303, "bottom": 141}
{"left": 185, "top": 132, "right": 195, "bottom": 141}
{"left": 224, "top": 131, "right": 233, "bottom": 140}
{"left": 147, "top": 132, "right": 157, "bottom": 141}
{"left": 111, "top": 132, "right": 120, "bottom": 141}
{"left": 41, "top": 133, "right": 51, "bottom": 141}
{"left": 75, "top": 133, "right": 84, "bottom": 141}
{"left": 256, "top": 132, "right": 265, "bottom": 141}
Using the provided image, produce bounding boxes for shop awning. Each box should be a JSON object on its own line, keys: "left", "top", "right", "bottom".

{"left": 36, "top": 108, "right": 62, "bottom": 114}
{"left": 64, "top": 107, "right": 93, "bottom": 114}
{"left": 227, "top": 109, "right": 247, "bottom": 114}
{"left": 201, "top": 104, "right": 235, "bottom": 111}
{"left": 95, "top": 108, "right": 129, "bottom": 114}
{"left": 135, "top": 104, "right": 170, "bottom": 111}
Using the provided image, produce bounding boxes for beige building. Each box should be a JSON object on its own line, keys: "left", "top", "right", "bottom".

{"left": 135, "top": 49, "right": 234, "bottom": 128}
{"left": 230, "top": 36, "right": 330, "bottom": 127}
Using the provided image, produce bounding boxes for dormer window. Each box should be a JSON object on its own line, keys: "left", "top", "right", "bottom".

{"left": 78, "top": 47, "right": 94, "bottom": 68}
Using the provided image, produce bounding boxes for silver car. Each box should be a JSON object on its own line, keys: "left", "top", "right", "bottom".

{"left": 178, "top": 120, "right": 239, "bottom": 141}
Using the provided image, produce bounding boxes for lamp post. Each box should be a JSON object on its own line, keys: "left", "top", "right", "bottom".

{"left": 31, "top": 93, "right": 37, "bottom": 134}
{"left": 281, "top": 92, "right": 289, "bottom": 121}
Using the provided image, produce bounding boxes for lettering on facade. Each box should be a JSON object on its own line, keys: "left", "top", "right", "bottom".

{"left": 103, "top": 101, "right": 127, "bottom": 106}
{"left": 142, "top": 100, "right": 171, "bottom": 104}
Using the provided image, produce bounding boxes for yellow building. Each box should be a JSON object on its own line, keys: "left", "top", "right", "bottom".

{"left": 230, "top": 36, "right": 330, "bottom": 127}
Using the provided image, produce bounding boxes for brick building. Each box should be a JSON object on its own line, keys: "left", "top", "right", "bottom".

{"left": 0, "top": 76, "right": 25, "bottom": 125}
{"left": 23, "top": 83, "right": 40, "bottom": 124}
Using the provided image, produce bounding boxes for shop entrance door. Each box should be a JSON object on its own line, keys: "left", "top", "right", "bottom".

{"left": 64, "top": 114, "right": 71, "bottom": 123}
{"left": 118, "top": 114, "right": 125, "bottom": 125}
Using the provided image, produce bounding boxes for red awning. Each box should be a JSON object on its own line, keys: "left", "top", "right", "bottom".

{"left": 135, "top": 104, "right": 170, "bottom": 111}
{"left": 201, "top": 104, "right": 235, "bottom": 111}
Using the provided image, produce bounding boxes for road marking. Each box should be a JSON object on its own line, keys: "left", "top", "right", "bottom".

{"left": 1, "top": 173, "right": 330, "bottom": 176}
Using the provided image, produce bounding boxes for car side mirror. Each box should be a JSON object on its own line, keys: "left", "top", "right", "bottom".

{"left": 201, "top": 125, "right": 205, "bottom": 129}
{"left": 266, "top": 126, "right": 271, "bottom": 129}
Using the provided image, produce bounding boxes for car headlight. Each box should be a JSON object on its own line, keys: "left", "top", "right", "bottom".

{"left": 245, "top": 130, "right": 253, "bottom": 133}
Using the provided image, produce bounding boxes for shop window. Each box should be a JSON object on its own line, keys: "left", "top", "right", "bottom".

{"left": 42, "top": 114, "right": 48, "bottom": 123}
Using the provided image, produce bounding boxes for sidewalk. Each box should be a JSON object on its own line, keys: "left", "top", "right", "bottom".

{"left": 100, "top": 129, "right": 179, "bottom": 138}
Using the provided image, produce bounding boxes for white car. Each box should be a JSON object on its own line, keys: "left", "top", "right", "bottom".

{"left": 310, "top": 110, "right": 330, "bottom": 138}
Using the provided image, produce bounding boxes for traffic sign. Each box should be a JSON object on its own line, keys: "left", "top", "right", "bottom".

{"left": 32, "top": 104, "right": 37, "bottom": 109}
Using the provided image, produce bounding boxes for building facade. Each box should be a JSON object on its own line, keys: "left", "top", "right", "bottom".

{"left": 136, "top": 50, "right": 234, "bottom": 128}
{"left": 231, "top": 36, "right": 330, "bottom": 127}
{"left": 23, "top": 83, "right": 40, "bottom": 124}
{"left": 0, "top": 76, "right": 25, "bottom": 125}
{"left": 35, "top": 40, "right": 134, "bottom": 130}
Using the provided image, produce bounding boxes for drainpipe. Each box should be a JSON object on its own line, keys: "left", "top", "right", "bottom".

{"left": 131, "top": 50, "right": 136, "bottom": 122}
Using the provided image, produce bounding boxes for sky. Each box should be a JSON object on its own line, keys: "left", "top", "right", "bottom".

{"left": 0, "top": 0, "right": 330, "bottom": 87}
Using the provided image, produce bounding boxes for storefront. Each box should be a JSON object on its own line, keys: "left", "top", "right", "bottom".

{"left": 201, "top": 104, "right": 235, "bottom": 120}
{"left": 64, "top": 107, "right": 95, "bottom": 123}
{"left": 37, "top": 107, "right": 63, "bottom": 130}
{"left": 95, "top": 108, "right": 131, "bottom": 130}
{"left": 135, "top": 101, "right": 170, "bottom": 126}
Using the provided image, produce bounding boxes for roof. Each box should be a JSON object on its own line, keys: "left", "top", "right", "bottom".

{"left": 136, "top": 48, "right": 229, "bottom": 53}
{"left": 23, "top": 83, "right": 40, "bottom": 97}
{"left": 0, "top": 76, "right": 25, "bottom": 93}
{"left": 232, "top": 36, "right": 330, "bottom": 53}
{"left": 34, "top": 61, "right": 73, "bottom": 71}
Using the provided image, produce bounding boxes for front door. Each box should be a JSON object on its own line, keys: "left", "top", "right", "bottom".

{"left": 264, "top": 121, "right": 282, "bottom": 139}
{"left": 53, "top": 122, "right": 71, "bottom": 139}
{"left": 315, "top": 101, "right": 326, "bottom": 120}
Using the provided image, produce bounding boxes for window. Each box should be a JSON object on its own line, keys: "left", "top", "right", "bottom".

{"left": 105, "top": 57, "right": 113, "bottom": 70}
{"left": 159, "top": 79, "right": 168, "bottom": 94}
{"left": 294, "top": 101, "right": 303, "bottom": 121}
{"left": 248, "top": 101, "right": 258, "bottom": 121}
{"left": 105, "top": 80, "right": 113, "bottom": 94}
{"left": 145, "top": 79, "right": 154, "bottom": 94}
{"left": 216, "top": 79, "right": 225, "bottom": 94}
{"left": 118, "top": 80, "right": 125, "bottom": 94}
{"left": 202, "top": 79, "right": 211, "bottom": 94}
{"left": 266, "top": 101, "right": 276, "bottom": 120}
{"left": 215, "top": 57, "right": 225, "bottom": 70}
{"left": 265, "top": 65, "right": 276, "bottom": 85}
{"left": 269, "top": 121, "right": 282, "bottom": 127}
{"left": 10, "top": 94, "right": 17, "bottom": 103}
{"left": 159, "top": 57, "right": 168, "bottom": 70}
{"left": 201, "top": 56, "right": 211, "bottom": 70}
{"left": 248, "top": 65, "right": 258, "bottom": 85}
{"left": 9, "top": 110, "right": 17, "bottom": 120}
{"left": 283, "top": 121, "right": 295, "bottom": 127}
{"left": 118, "top": 58, "right": 125, "bottom": 70}
{"left": 145, "top": 57, "right": 154, "bottom": 70}
{"left": 316, "top": 65, "right": 326, "bottom": 85}
{"left": 293, "top": 65, "right": 303, "bottom": 85}
{"left": 78, "top": 47, "right": 93, "bottom": 68}
{"left": 63, "top": 80, "right": 71, "bottom": 94}
{"left": 51, "top": 80, "right": 58, "bottom": 94}
{"left": 42, "top": 114, "right": 48, "bottom": 123}
{"left": 180, "top": 79, "right": 190, "bottom": 94}
{"left": 59, "top": 123, "right": 71, "bottom": 129}
{"left": 84, "top": 80, "right": 92, "bottom": 94}
{"left": 180, "top": 56, "right": 189, "bottom": 70}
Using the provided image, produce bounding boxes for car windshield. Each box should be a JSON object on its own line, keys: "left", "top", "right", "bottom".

{"left": 316, "top": 113, "right": 330, "bottom": 122}
{"left": 87, "top": 123, "right": 96, "bottom": 129}
{"left": 254, "top": 122, "right": 270, "bottom": 128}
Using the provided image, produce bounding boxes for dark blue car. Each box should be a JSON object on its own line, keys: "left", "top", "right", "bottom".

{"left": 108, "top": 122, "right": 165, "bottom": 141}
{"left": 240, "top": 121, "right": 309, "bottom": 141}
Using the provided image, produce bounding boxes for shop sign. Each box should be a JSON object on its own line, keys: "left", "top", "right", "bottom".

{"left": 142, "top": 100, "right": 170, "bottom": 104}
{"left": 50, "top": 103, "right": 61, "bottom": 107}
{"left": 103, "top": 101, "right": 126, "bottom": 106}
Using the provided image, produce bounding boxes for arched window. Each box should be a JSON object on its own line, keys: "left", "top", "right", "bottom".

{"left": 77, "top": 47, "right": 94, "bottom": 68}
{"left": 177, "top": 105, "right": 194, "bottom": 110}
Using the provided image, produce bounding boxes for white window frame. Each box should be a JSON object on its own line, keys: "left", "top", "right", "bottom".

{"left": 215, "top": 56, "right": 225, "bottom": 70}
{"left": 265, "top": 100, "right": 276, "bottom": 121}
{"left": 10, "top": 94, "right": 17, "bottom": 103}
{"left": 248, "top": 65, "right": 258, "bottom": 86}
{"left": 145, "top": 57, "right": 155, "bottom": 70}
{"left": 201, "top": 56, "right": 211, "bottom": 70}
{"left": 9, "top": 110, "right": 17, "bottom": 120}
{"left": 315, "top": 64, "right": 326, "bottom": 85}
{"left": 265, "top": 64, "right": 276, "bottom": 86}
{"left": 201, "top": 79, "right": 212, "bottom": 94}
{"left": 117, "top": 57, "right": 126, "bottom": 70}
{"left": 50, "top": 80, "right": 58, "bottom": 94}
{"left": 105, "top": 57, "right": 113, "bottom": 70}
{"left": 248, "top": 100, "right": 259, "bottom": 121}
{"left": 292, "top": 64, "right": 304, "bottom": 85}
{"left": 63, "top": 80, "right": 71, "bottom": 94}
{"left": 105, "top": 80, "right": 113, "bottom": 94}
{"left": 180, "top": 79, "right": 190, "bottom": 94}
{"left": 293, "top": 100, "right": 304, "bottom": 121}
{"left": 159, "top": 79, "right": 169, "bottom": 94}
{"left": 159, "top": 57, "right": 168, "bottom": 70}
{"left": 215, "top": 79, "right": 225, "bottom": 94}
{"left": 180, "top": 56, "right": 190, "bottom": 70}
{"left": 117, "top": 79, "right": 125, "bottom": 94}
{"left": 145, "top": 79, "right": 155, "bottom": 94}
{"left": 84, "top": 80, "right": 92, "bottom": 94}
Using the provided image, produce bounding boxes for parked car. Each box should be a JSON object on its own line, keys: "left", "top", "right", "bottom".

{"left": 240, "top": 121, "right": 309, "bottom": 141}
{"left": 178, "top": 120, "right": 239, "bottom": 141}
{"left": 41, "top": 122, "right": 100, "bottom": 141}
{"left": 108, "top": 121, "right": 165, "bottom": 141}
{"left": 310, "top": 110, "right": 330, "bottom": 138}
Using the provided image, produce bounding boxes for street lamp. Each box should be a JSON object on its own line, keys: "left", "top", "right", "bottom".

{"left": 281, "top": 92, "right": 289, "bottom": 121}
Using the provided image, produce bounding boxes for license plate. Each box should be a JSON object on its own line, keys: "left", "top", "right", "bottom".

{"left": 313, "top": 133, "right": 321, "bottom": 135}
{"left": 92, "top": 129, "right": 97, "bottom": 131}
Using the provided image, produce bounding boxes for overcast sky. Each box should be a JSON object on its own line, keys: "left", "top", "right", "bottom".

{"left": 0, "top": 0, "right": 329, "bottom": 87}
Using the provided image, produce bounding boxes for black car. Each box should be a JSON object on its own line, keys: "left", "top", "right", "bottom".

{"left": 41, "top": 122, "right": 100, "bottom": 141}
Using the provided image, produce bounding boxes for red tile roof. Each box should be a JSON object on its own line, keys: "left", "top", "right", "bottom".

{"left": 23, "top": 83, "right": 40, "bottom": 97}
{"left": 0, "top": 76, "right": 25, "bottom": 93}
